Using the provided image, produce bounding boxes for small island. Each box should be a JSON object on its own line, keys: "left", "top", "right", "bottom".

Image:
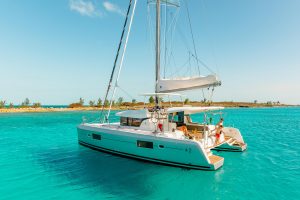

{"left": 0, "top": 97, "right": 295, "bottom": 113}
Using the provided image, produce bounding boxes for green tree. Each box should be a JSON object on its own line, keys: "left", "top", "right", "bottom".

{"left": 184, "top": 98, "right": 190, "bottom": 104}
{"left": 32, "top": 102, "right": 41, "bottom": 108}
{"left": 0, "top": 100, "right": 6, "bottom": 108}
{"left": 79, "top": 97, "right": 84, "bottom": 106}
{"left": 254, "top": 100, "right": 258, "bottom": 104}
{"left": 21, "top": 98, "right": 30, "bottom": 107}
{"left": 132, "top": 99, "right": 137, "bottom": 104}
{"left": 112, "top": 100, "right": 116, "bottom": 107}
{"left": 104, "top": 99, "right": 110, "bottom": 107}
{"left": 89, "top": 100, "right": 95, "bottom": 107}
{"left": 97, "top": 98, "right": 102, "bottom": 107}
{"left": 9, "top": 103, "right": 14, "bottom": 108}
{"left": 117, "top": 97, "right": 124, "bottom": 106}
{"left": 149, "top": 96, "right": 155, "bottom": 104}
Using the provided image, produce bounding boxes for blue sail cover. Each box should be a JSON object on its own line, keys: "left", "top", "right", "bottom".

{"left": 147, "top": 0, "right": 180, "bottom": 7}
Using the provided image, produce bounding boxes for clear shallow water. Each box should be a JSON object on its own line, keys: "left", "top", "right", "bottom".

{"left": 0, "top": 108, "right": 299, "bottom": 200}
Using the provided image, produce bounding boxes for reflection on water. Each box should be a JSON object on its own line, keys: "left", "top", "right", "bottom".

{"left": 33, "top": 146, "right": 158, "bottom": 199}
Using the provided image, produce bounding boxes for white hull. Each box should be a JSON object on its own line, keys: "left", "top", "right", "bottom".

{"left": 77, "top": 124, "right": 224, "bottom": 170}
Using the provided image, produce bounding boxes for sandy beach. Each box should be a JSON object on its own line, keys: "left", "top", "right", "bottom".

{"left": 0, "top": 102, "right": 293, "bottom": 113}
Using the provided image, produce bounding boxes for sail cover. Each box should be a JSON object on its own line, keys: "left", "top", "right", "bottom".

{"left": 147, "top": 0, "right": 180, "bottom": 7}
{"left": 157, "top": 75, "right": 221, "bottom": 93}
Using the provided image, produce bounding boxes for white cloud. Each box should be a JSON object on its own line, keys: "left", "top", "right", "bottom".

{"left": 69, "top": 0, "right": 102, "bottom": 17}
{"left": 103, "top": 1, "right": 124, "bottom": 16}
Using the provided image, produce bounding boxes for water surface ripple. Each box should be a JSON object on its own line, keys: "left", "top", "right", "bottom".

{"left": 0, "top": 108, "right": 299, "bottom": 199}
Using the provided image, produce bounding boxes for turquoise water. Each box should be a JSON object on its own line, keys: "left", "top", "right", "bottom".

{"left": 0, "top": 108, "right": 299, "bottom": 200}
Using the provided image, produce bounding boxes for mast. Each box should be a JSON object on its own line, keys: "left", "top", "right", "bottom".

{"left": 155, "top": 0, "right": 161, "bottom": 107}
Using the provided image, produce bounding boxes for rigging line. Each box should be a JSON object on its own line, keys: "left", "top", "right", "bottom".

{"left": 118, "top": 86, "right": 135, "bottom": 100}
{"left": 166, "top": 8, "right": 179, "bottom": 35}
{"left": 165, "top": 10, "right": 176, "bottom": 71}
{"left": 147, "top": 4, "right": 156, "bottom": 62}
{"left": 190, "top": 54, "right": 214, "bottom": 74}
{"left": 200, "top": 0, "right": 220, "bottom": 78}
{"left": 188, "top": 51, "right": 192, "bottom": 77}
{"left": 201, "top": 88, "right": 206, "bottom": 101}
{"left": 209, "top": 87, "right": 215, "bottom": 102}
{"left": 100, "top": 0, "right": 133, "bottom": 122}
{"left": 183, "top": 0, "right": 201, "bottom": 76}
{"left": 106, "top": 0, "right": 138, "bottom": 121}
{"left": 166, "top": 9, "right": 179, "bottom": 77}
{"left": 168, "top": 56, "right": 191, "bottom": 77}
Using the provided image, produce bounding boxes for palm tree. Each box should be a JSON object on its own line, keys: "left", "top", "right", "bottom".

{"left": 79, "top": 98, "right": 84, "bottom": 106}
{"left": 97, "top": 98, "right": 102, "bottom": 107}
{"left": 117, "top": 97, "right": 124, "bottom": 106}
{"left": 89, "top": 100, "right": 95, "bottom": 107}
{"left": 21, "top": 98, "right": 30, "bottom": 107}
{"left": 32, "top": 103, "right": 41, "bottom": 108}
{"left": 184, "top": 98, "right": 190, "bottom": 104}
{"left": 104, "top": 100, "right": 110, "bottom": 107}
{"left": 0, "top": 100, "right": 6, "bottom": 108}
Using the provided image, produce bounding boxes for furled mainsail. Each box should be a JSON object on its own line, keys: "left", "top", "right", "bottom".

{"left": 157, "top": 75, "right": 221, "bottom": 93}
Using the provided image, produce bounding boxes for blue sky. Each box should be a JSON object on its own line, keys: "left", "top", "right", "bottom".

{"left": 0, "top": 0, "right": 299, "bottom": 105}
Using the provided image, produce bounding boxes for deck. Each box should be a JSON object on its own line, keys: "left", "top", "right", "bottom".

{"left": 208, "top": 155, "right": 224, "bottom": 164}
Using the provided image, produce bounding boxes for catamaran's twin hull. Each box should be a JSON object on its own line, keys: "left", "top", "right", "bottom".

{"left": 77, "top": 124, "right": 224, "bottom": 170}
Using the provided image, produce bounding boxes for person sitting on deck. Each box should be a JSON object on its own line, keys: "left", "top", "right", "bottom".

{"left": 216, "top": 118, "right": 224, "bottom": 128}
{"left": 177, "top": 125, "right": 191, "bottom": 139}
{"left": 215, "top": 125, "right": 224, "bottom": 145}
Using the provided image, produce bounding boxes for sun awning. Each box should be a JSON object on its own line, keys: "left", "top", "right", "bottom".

{"left": 116, "top": 109, "right": 150, "bottom": 119}
{"left": 167, "top": 106, "right": 224, "bottom": 114}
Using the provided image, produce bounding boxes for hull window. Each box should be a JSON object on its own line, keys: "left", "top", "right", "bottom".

{"left": 92, "top": 134, "right": 101, "bottom": 140}
{"left": 137, "top": 140, "right": 153, "bottom": 149}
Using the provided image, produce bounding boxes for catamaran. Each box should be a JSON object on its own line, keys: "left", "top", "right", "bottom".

{"left": 77, "top": 0, "right": 247, "bottom": 170}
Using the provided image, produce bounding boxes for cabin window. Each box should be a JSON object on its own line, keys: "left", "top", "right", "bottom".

{"left": 120, "top": 117, "right": 128, "bottom": 126}
{"left": 120, "top": 117, "right": 144, "bottom": 127}
{"left": 131, "top": 118, "right": 142, "bottom": 127}
{"left": 169, "top": 112, "right": 185, "bottom": 126}
{"left": 92, "top": 134, "right": 101, "bottom": 140}
{"left": 137, "top": 140, "right": 153, "bottom": 149}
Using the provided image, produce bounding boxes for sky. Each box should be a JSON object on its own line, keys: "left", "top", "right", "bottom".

{"left": 0, "top": 0, "right": 299, "bottom": 105}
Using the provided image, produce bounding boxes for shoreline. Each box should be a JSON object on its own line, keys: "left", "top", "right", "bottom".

{"left": 0, "top": 103, "right": 297, "bottom": 113}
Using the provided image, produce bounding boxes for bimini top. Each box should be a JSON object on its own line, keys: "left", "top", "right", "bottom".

{"left": 140, "top": 92, "right": 184, "bottom": 97}
{"left": 167, "top": 106, "right": 224, "bottom": 114}
{"left": 116, "top": 109, "right": 150, "bottom": 119}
